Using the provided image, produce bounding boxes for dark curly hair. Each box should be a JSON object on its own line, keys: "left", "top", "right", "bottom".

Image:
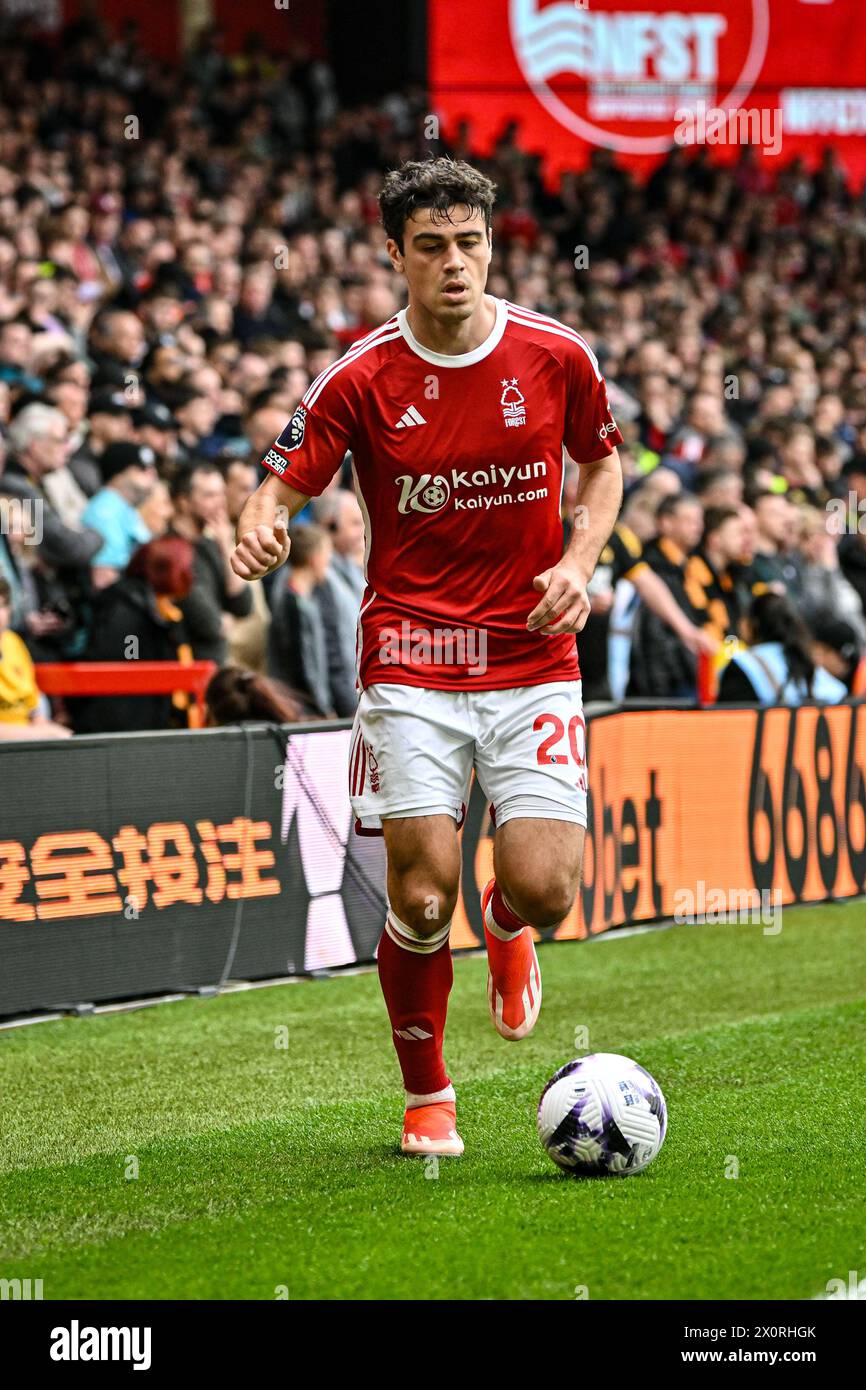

{"left": 379, "top": 157, "right": 497, "bottom": 253}
{"left": 204, "top": 666, "right": 302, "bottom": 726}
{"left": 747, "top": 591, "right": 815, "bottom": 694}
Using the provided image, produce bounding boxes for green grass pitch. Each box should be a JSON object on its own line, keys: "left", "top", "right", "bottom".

{"left": 1, "top": 904, "right": 865, "bottom": 1300}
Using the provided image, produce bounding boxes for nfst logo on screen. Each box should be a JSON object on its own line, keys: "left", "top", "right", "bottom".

{"left": 509, "top": 0, "right": 769, "bottom": 154}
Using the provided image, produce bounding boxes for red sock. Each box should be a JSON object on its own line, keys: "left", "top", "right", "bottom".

{"left": 377, "top": 919, "right": 452, "bottom": 1097}
{"left": 490, "top": 881, "right": 525, "bottom": 934}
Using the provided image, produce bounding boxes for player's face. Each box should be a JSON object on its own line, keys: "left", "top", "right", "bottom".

{"left": 387, "top": 205, "right": 492, "bottom": 325}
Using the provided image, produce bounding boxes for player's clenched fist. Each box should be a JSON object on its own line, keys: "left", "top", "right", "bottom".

{"left": 230, "top": 521, "right": 291, "bottom": 580}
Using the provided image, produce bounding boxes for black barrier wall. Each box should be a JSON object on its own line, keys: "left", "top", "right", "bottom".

{"left": 1, "top": 723, "right": 388, "bottom": 1017}
{"left": 3, "top": 701, "right": 865, "bottom": 1018}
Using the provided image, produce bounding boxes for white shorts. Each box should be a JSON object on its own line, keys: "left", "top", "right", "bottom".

{"left": 348, "top": 681, "right": 587, "bottom": 833}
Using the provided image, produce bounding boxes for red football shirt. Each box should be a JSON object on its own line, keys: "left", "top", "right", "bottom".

{"left": 261, "top": 296, "right": 623, "bottom": 691}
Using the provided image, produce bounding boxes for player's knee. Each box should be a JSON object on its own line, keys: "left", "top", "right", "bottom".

{"left": 506, "top": 872, "right": 577, "bottom": 930}
{"left": 390, "top": 876, "right": 459, "bottom": 937}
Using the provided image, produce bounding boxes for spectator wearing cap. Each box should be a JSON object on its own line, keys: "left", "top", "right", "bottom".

{"left": 717, "top": 592, "right": 847, "bottom": 706}
{"left": 72, "top": 386, "right": 136, "bottom": 484}
{"left": 133, "top": 400, "right": 177, "bottom": 468}
{"left": 81, "top": 441, "right": 158, "bottom": 589}
{"left": 169, "top": 461, "right": 252, "bottom": 663}
{"left": 0, "top": 575, "right": 71, "bottom": 740}
{"left": 137, "top": 287, "right": 187, "bottom": 340}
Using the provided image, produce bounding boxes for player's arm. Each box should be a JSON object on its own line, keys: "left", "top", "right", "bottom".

{"left": 231, "top": 474, "right": 310, "bottom": 580}
{"left": 233, "top": 370, "right": 356, "bottom": 580}
{"left": 527, "top": 449, "right": 623, "bottom": 635}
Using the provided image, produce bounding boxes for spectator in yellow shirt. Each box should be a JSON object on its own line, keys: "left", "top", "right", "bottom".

{"left": 0, "top": 578, "right": 71, "bottom": 740}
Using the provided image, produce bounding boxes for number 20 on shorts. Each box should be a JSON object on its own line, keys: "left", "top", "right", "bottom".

{"left": 534, "top": 712, "right": 587, "bottom": 791}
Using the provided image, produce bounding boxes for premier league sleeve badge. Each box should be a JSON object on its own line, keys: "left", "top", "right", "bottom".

{"left": 278, "top": 404, "right": 307, "bottom": 452}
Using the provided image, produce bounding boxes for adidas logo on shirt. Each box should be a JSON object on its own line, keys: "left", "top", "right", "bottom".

{"left": 394, "top": 405, "right": 427, "bottom": 429}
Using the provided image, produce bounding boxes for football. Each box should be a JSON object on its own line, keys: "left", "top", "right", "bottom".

{"left": 537, "top": 1053, "right": 667, "bottom": 1176}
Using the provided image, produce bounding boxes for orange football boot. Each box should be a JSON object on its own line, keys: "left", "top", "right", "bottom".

{"left": 481, "top": 878, "right": 542, "bottom": 1041}
{"left": 401, "top": 1100, "right": 464, "bottom": 1156}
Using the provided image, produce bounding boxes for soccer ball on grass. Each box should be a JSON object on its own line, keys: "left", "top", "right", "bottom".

{"left": 537, "top": 1052, "right": 667, "bottom": 1176}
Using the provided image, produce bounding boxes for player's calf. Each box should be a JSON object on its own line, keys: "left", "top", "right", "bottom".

{"left": 379, "top": 815, "right": 463, "bottom": 1151}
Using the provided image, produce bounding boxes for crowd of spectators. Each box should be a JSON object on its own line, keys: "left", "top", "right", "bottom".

{"left": 2, "top": 15, "right": 866, "bottom": 738}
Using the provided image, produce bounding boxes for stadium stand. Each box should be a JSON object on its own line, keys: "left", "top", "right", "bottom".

{"left": 1, "top": 13, "right": 865, "bottom": 734}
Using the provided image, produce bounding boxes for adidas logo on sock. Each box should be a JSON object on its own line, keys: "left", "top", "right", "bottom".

{"left": 395, "top": 1025, "right": 433, "bottom": 1040}
{"left": 394, "top": 405, "right": 427, "bottom": 429}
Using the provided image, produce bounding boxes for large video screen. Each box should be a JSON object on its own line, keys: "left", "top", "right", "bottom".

{"left": 430, "top": 0, "right": 866, "bottom": 185}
